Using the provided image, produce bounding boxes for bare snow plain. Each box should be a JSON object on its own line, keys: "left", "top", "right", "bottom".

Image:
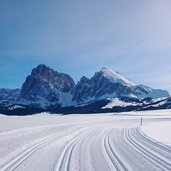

{"left": 0, "top": 110, "right": 171, "bottom": 171}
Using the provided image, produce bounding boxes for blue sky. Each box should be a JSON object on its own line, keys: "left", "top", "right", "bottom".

{"left": 0, "top": 0, "right": 171, "bottom": 93}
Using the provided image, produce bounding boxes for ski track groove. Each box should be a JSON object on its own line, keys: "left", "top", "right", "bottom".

{"left": 54, "top": 127, "right": 90, "bottom": 171}
{"left": 0, "top": 131, "right": 66, "bottom": 171}
{"left": 124, "top": 128, "right": 171, "bottom": 171}
{"left": 131, "top": 128, "right": 171, "bottom": 168}
{"left": 138, "top": 128, "right": 171, "bottom": 156}
{"left": 102, "top": 128, "right": 129, "bottom": 171}
{"left": 75, "top": 127, "right": 103, "bottom": 171}
{"left": 1, "top": 121, "right": 171, "bottom": 171}
{"left": 0, "top": 126, "right": 83, "bottom": 171}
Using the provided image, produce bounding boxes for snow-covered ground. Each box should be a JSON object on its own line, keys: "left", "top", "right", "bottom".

{"left": 142, "top": 121, "right": 171, "bottom": 146}
{"left": 0, "top": 110, "right": 171, "bottom": 171}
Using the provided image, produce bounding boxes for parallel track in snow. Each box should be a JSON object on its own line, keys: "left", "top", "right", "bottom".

{"left": 54, "top": 127, "right": 104, "bottom": 171}
{"left": 1, "top": 118, "right": 171, "bottom": 171}
{"left": 0, "top": 131, "right": 67, "bottom": 171}
{"left": 124, "top": 128, "right": 171, "bottom": 171}
{"left": 138, "top": 128, "right": 171, "bottom": 156}
{"left": 102, "top": 129, "right": 129, "bottom": 171}
{"left": 54, "top": 128, "right": 90, "bottom": 171}
{"left": 0, "top": 127, "right": 84, "bottom": 171}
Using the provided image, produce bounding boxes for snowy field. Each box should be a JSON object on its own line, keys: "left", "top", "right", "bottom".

{"left": 0, "top": 110, "right": 171, "bottom": 171}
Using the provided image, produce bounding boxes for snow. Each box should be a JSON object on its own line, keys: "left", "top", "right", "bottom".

{"left": 118, "top": 109, "right": 171, "bottom": 116}
{"left": 1, "top": 110, "right": 171, "bottom": 170}
{"left": 137, "top": 85, "right": 170, "bottom": 99}
{"left": 58, "top": 91, "right": 73, "bottom": 107}
{"left": 148, "top": 100, "right": 166, "bottom": 107}
{"left": 8, "top": 105, "right": 25, "bottom": 110}
{"left": 149, "top": 97, "right": 167, "bottom": 103}
{"left": 101, "top": 67, "right": 136, "bottom": 86}
{"left": 142, "top": 121, "right": 171, "bottom": 146}
{"left": 102, "top": 98, "right": 138, "bottom": 109}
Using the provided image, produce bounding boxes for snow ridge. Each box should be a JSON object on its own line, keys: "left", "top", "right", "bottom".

{"left": 100, "top": 67, "right": 136, "bottom": 86}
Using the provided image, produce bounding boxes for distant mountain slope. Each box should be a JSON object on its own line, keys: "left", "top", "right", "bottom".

{"left": 0, "top": 64, "right": 170, "bottom": 114}
{"left": 72, "top": 67, "right": 169, "bottom": 105}
{"left": 0, "top": 88, "right": 20, "bottom": 107}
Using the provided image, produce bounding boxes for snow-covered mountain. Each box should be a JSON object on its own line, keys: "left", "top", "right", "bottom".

{"left": 0, "top": 65, "right": 170, "bottom": 114}
{"left": 72, "top": 67, "right": 169, "bottom": 105}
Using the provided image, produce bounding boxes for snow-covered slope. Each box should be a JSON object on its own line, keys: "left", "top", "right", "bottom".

{"left": 102, "top": 98, "right": 139, "bottom": 109}
{"left": 101, "top": 67, "right": 136, "bottom": 86}
{"left": 140, "top": 97, "right": 171, "bottom": 110}
{"left": 134, "top": 84, "right": 169, "bottom": 99}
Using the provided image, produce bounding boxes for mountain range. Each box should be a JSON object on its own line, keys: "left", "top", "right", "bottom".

{"left": 0, "top": 64, "right": 170, "bottom": 115}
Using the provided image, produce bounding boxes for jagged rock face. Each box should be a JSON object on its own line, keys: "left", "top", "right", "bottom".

{"left": 72, "top": 68, "right": 170, "bottom": 104}
{"left": 30, "top": 64, "right": 75, "bottom": 92}
{"left": 72, "top": 71, "right": 135, "bottom": 104}
{"left": 20, "top": 64, "right": 75, "bottom": 107}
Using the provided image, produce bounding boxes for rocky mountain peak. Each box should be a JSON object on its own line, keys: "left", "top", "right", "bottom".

{"left": 31, "top": 64, "right": 57, "bottom": 81}
{"left": 100, "top": 67, "right": 109, "bottom": 72}
{"left": 20, "top": 65, "right": 75, "bottom": 107}
{"left": 79, "top": 76, "right": 90, "bottom": 84}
